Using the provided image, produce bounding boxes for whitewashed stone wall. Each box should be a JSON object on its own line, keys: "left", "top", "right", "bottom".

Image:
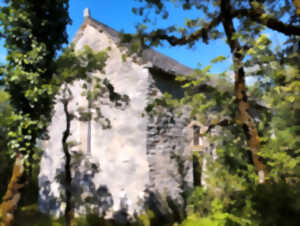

{"left": 39, "top": 18, "right": 193, "bottom": 223}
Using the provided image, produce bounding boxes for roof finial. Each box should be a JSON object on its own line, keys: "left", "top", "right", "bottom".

{"left": 84, "top": 8, "right": 90, "bottom": 18}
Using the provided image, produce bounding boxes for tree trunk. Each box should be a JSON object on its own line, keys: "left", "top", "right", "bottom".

{"left": 293, "top": 0, "right": 300, "bottom": 15}
{"left": 62, "top": 95, "right": 75, "bottom": 226}
{"left": 220, "top": 0, "right": 266, "bottom": 183}
{"left": 0, "top": 154, "right": 24, "bottom": 226}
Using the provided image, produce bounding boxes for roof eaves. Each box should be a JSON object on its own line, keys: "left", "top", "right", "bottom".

{"left": 73, "top": 16, "right": 194, "bottom": 77}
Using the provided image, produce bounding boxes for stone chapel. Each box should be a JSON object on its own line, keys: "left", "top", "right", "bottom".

{"left": 38, "top": 9, "right": 212, "bottom": 222}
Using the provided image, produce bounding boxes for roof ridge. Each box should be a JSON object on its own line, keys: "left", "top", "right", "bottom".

{"left": 73, "top": 13, "right": 194, "bottom": 76}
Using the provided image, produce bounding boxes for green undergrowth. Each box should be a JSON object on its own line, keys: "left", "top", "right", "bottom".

{"left": 14, "top": 205, "right": 178, "bottom": 226}
{"left": 14, "top": 205, "right": 64, "bottom": 226}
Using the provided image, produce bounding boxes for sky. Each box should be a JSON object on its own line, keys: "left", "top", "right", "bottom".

{"left": 67, "top": 0, "right": 231, "bottom": 74}
{"left": 0, "top": 0, "right": 287, "bottom": 75}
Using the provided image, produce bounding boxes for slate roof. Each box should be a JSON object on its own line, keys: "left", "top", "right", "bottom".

{"left": 73, "top": 15, "right": 194, "bottom": 76}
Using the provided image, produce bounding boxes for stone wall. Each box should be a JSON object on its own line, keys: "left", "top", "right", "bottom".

{"left": 38, "top": 20, "right": 193, "bottom": 223}
{"left": 145, "top": 73, "right": 193, "bottom": 221}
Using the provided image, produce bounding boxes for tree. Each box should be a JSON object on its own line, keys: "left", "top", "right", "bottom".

{"left": 150, "top": 24, "right": 300, "bottom": 226}
{"left": 132, "top": 0, "right": 300, "bottom": 183}
{"left": 293, "top": 0, "right": 300, "bottom": 15}
{"left": 175, "top": 44, "right": 300, "bottom": 224}
{"left": 131, "top": 1, "right": 300, "bottom": 224}
{"left": 0, "top": 1, "right": 70, "bottom": 225}
{"left": 0, "top": 90, "right": 14, "bottom": 199}
{"left": 52, "top": 45, "right": 128, "bottom": 226}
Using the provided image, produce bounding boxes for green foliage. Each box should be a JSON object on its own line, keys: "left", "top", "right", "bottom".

{"left": 176, "top": 45, "right": 300, "bottom": 225}
{"left": 136, "top": 210, "right": 155, "bottom": 226}
{"left": 0, "top": 0, "right": 298, "bottom": 225}
{"left": 0, "top": 89, "right": 13, "bottom": 199}
{"left": 257, "top": 45, "right": 300, "bottom": 184}
{"left": 0, "top": 0, "right": 71, "bottom": 167}
{"left": 120, "top": 32, "right": 146, "bottom": 57}
{"left": 0, "top": 89, "right": 40, "bottom": 206}
{"left": 55, "top": 45, "right": 129, "bottom": 127}
{"left": 52, "top": 45, "right": 130, "bottom": 225}
{"left": 132, "top": 1, "right": 300, "bottom": 225}
{"left": 178, "top": 40, "right": 300, "bottom": 226}
{"left": 55, "top": 45, "right": 108, "bottom": 85}
{"left": 14, "top": 205, "right": 64, "bottom": 226}
{"left": 0, "top": 1, "right": 71, "bottom": 224}
{"left": 14, "top": 207, "right": 162, "bottom": 226}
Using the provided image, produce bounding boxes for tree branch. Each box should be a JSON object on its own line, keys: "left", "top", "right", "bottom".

{"left": 147, "top": 15, "right": 222, "bottom": 46}
{"left": 232, "top": 8, "right": 300, "bottom": 36}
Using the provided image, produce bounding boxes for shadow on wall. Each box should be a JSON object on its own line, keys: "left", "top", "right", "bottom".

{"left": 39, "top": 168, "right": 65, "bottom": 217}
{"left": 69, "top": 152, "right": 189, "bottom": 225}
{"left": 71, "top": 152, "right": 114, "bottom": 218}
{"left": 142, "top": 190, "right": 186, "bottom": 225}
{"left": 150, "top": 69, "right": 185, "bottom": 99}
{"left": 38, "top": 103, "right": 190, "bottom": 225}
{"left": 39, "top": 157, "right": 189, "bottom": 225}
{"left": 38, "top": 151, "right": 114, "bottom": 218}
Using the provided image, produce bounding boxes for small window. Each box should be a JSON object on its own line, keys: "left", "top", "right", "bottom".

{"left": 193, "top": 125, "right": 200, "bottom": 145}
